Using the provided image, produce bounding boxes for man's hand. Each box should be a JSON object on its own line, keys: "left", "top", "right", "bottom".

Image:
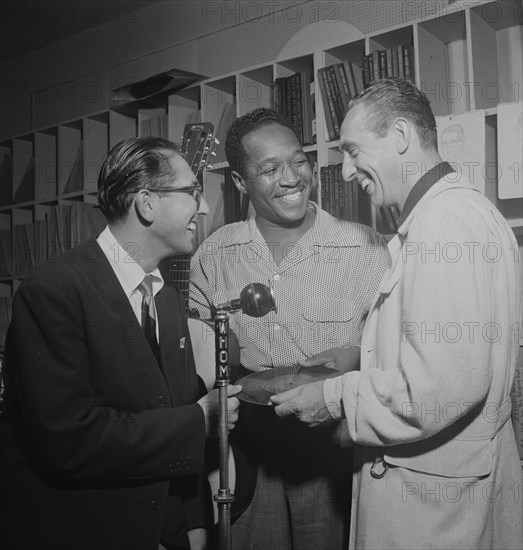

{"left": 298, "top": 346, "right": 360, "bottom": 373}
{"left": 187, "top": 527, "right": 208, "bottom": 550}
{"left": 197, "top": 384, "right": 242, "bottom": 437}
{"left": 270, "top": 380, "right": 337, "bottom": 427}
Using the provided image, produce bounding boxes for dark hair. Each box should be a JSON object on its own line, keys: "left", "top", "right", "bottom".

{"left": 225, "top": 107, "right": 293, "bottom": 176}
{"left": 349, "top": 77, "right": 437, "bottom": 150}
{"left": 97, "top": 137, "right": 180, "bottom": 223}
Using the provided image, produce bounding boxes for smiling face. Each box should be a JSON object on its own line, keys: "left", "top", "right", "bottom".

{"left": 340, "top": 103, "right": 401, "bottom": 209}
{"left": 233, "top": 123, "right": 313, "bottom": 229}
{"left": 149, "top": 152, "right": 209, "bottom": 256}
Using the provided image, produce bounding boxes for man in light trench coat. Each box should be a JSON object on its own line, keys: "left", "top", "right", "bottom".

{"left": 271, "top": 77, "right": 523, "bottom": 550}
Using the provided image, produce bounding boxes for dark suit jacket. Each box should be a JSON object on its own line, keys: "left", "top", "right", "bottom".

{"left": 0, "top": 239, "right": 210, "bottom": 550}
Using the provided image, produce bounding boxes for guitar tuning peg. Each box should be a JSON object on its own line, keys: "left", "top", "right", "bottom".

{"left": 214, "top": 138, "right": 220, "bottom": 145}
{"left": 210, "top": 151, "right": 216, "bottom": 157}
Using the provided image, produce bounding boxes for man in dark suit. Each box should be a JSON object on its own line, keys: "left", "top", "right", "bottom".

{"left": 0, "top": 137, "right": 241, "bottom": 550}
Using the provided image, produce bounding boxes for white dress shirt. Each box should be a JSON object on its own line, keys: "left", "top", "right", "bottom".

{"left": 97, "top": 226, "right": 164, "bottom": 340}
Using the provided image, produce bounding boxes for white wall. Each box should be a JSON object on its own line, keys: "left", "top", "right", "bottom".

{"left": 0, "top": 0, "right": 451, "bottom": 139}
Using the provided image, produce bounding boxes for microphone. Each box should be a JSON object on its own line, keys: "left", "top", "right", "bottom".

{"left": 216, "top": 282, "right": 277, "bottom": 317}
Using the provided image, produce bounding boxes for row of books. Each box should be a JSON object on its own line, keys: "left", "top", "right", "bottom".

{"left": 318, "top": 45, "right": 414, "bottom": 141}
{"left": 320, "top": 162, "right": 400, "bottom": 233}
{"left": 318, "top": 60, "right": 364, "bottom": 141}
{"left": 320, "top": 163, "right": 370, "bottom": 225}
{"left": 273, "top": 72, "right": 316, "bottom": 146}
{"left": 362, "top": 44, "right": 414, "bottom": 86}
{"left": 0, "top": 201, "right": 106, "bottom": 278}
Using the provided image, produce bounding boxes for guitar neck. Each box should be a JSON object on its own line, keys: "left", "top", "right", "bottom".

{"left": 171, "top": 122, "right": 215, "bottom": 316}
{"left": 169, "top": 254, "right": 191, "bottom": 314}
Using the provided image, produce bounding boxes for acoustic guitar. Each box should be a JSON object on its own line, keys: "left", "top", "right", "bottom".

{"left": 171, "top": 121, "right": 240, "bottom": 386}
{"left": 168, "top": 123, "right": 239, "bottom": 522}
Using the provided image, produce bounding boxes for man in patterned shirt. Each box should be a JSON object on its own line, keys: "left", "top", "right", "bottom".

{"left": 190, "top": 108, "right": 390, "bottom": 550}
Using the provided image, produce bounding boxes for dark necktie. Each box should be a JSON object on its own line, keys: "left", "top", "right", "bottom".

{"left": 138, "top": 275, "right": 160, "bottom": 361}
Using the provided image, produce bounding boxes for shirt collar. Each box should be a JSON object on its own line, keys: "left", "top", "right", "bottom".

{"left": 396, "top": 161, "right": 456, "bottom": 227}
{"left": 96, "top": 226, "right": 164, "bottom": 298}
{"left": 232, "top": 202, "right": 363, "bottom": 248}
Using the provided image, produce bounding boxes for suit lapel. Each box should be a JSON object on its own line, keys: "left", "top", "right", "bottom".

{"left": 79, "top": 240, "right": 169, "bottom": 379}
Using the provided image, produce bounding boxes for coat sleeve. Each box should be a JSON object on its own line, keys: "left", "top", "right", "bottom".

{"left": 6, "top": 273, "right": 207, "bottom": 482}
{"left": 326, "top": 205, "right": 516, "bottom": 446}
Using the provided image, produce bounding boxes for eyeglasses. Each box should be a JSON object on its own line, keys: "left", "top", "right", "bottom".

{"left": 143, "top": 185, "right": 203, "bottom": 208}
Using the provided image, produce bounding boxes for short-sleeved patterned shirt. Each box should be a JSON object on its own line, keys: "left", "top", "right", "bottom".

{"left": 190, "top": 203, "right": 390, "bottom": 371}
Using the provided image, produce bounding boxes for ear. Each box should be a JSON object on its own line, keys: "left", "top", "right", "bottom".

{"left": 392, "top": 117, "right": 410, "bottom": 155}
{"left": 134, "top": 189, "right": 155, "bottom": 225}
{"left": 231, "top": 170, "right": 248, "bottom": 194}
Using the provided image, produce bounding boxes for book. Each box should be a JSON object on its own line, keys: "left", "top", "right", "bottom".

{"left": 300, "top": 72, "right": 314, "bottom": 145}
{"left": 291, "top": 72, "right": 303, "bottom": 143}
{"left": 403, "top": 45, "right": 414, "bottom": 81}
{"left": 343, "top": 59, "right": 357, "bottom": 98}
{"left": 378, "top": 50, "right": 387, "bottom": 79}
{"left": 396, "top": 44, "right": 405, "bottom": 78}
{"left": 352, "top": 62, "right": 364, "bottom": 94}
{"left": 333, "top": 63, "right": 350, "bottom": 113}
{"left": 317, "top": 68, "right": 337, "bottom": 141}
{"left": 372, "top": 50, "right": 381, "bottom": 80}
{"left": 328, "top": 65, "right": 345, "bottom": 130}
{"left": 391, "top": 46, "right": 400, "bottom": 77}
{"left": 324, "top": 67, "right": 341, "bottom": 138}
{"left": 386, "top": 48, "right": 393, "bottom": 79}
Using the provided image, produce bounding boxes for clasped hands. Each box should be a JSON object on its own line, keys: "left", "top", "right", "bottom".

{"left": 270, "top": 346, "right": 360, "bottom": 426}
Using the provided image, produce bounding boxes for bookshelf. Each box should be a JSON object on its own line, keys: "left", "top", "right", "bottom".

{"left": 0, "top": 0, "right": 522, "bottom": 353}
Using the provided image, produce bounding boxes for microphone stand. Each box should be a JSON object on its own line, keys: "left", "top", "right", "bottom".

{"left": 212, "top": 283, "right": 276, "bottom": 550}
{"left": 214, "top": 308, "right": 234, "bottom": 550}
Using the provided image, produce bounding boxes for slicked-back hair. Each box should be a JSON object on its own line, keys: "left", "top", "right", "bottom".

{"left": 97, "top": 137, "right": 180, "bottom": 223}
{"left": 348, "top": 77, "right": 438, "bottom": 151}
{"left": 225, "top": 107, "right": 294, "bottom": 177}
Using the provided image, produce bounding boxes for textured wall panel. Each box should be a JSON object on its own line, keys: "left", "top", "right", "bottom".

{"left": 195, "top": 0, "right": 452, "bottom": 78}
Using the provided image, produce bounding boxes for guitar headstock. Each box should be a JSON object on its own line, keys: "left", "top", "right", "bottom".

{"left": 172, "top": 122, "right": 216, "bottom": 314}
{"left": 180, "top": 122, "right": 216, "bottom": 183}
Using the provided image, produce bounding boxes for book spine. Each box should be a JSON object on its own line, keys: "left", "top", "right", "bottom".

{"left": 370, "top": 50, "right": 379, "bottom": 80}
{"left": 403, "top": 45, "right": 414, "bottom": 81}
{"left": 379, "top": 50, "right": 387, "bottom": 79}
{"left": 396, "top": 44, "right": 405, "bottom": 78}
{"left": 334, "top": 63, "right": 350, "bottom": 112}
{"left": 317, "top": 68, "right": 337, "bottom": 141}
{"left": 325, "top": 66, "right": 342, "bottom": 137}
{"left": 352, "top": 61, "right": 364, "bottom": 93}
{"left": 386, "top": 48, "right": 393, "bottom": 79}
{"left": 391, "top": 46, "right": 399, "bottom": 77}
{"left": 343, "top": 59, "right": 357, "bottom": 98}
